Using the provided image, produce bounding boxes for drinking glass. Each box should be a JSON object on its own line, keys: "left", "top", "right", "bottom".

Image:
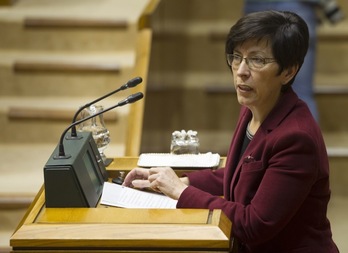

{"left": 78, "top": 105, "right": 111, "bottom": 164}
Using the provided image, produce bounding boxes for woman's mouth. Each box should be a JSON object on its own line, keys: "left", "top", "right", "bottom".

{"left": 237, "top": 84, "right": 253, "bottom": 92}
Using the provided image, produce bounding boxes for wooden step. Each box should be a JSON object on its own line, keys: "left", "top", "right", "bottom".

{"left": 0, "top": 0, "right": 154, "bottom": 52}
{"left": 0, "top": 21, "right": 137, "bottom": 52}
{"left": 203, "top": 84, "right": 348, "bottom": 95}
{"left": 8, "top": 51, "right": 133, "bottom": 72}
{"left": 317, "top": 22, "right": 348, "bottom": 41}
{"left": 7, "top": 106, "right": 118, "bottom": 121}
{"left": 208, "top": 20, "right": 348, "bottom": 41}
{"left": 0, "top": 195, "right": 32, "bottom": 209}
{"left": 0, "top": 0, "right": 13, "bottom": 6}
{"left": 0, "top": 96, "right": 129, "bottom": 144}
{"left": 13, "top": 60, "right": 121, "bottom": 73}
{"left": 0, "top": 50, "right": 136, "bottom": 97}
{"left": 24, "top": 17, "right": 128, "bottom": 29}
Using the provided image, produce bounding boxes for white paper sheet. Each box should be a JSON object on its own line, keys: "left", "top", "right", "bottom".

{"left": 137, "top": 152, "right": 221, "bottom": 168}
{"left": 100, "top": 182, "right": 178, "bottom": 209}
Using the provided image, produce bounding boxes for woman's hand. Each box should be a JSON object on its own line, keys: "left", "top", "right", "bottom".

{"left": 122, "top": 167, "right": 189, "bottom": 200}
{"left": 147, "top": 167, "right": 188, "bottom": 200}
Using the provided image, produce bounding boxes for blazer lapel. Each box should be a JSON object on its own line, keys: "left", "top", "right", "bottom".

{"left": 227, "top": 88, "right": 299, "bottom": 201}
{"left": 224, "top": 107, "right": 251, "bottom": 200}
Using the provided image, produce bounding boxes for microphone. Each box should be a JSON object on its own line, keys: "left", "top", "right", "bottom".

{"left": 70, "top": 76, "right": 142, "bottom": 138}
{"left": 55, "top": 92, "right": 144, "bottom": 159}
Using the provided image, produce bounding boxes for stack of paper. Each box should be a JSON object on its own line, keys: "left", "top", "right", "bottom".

{"left": 137, "top": 152, "right": 220, "bottom": 168}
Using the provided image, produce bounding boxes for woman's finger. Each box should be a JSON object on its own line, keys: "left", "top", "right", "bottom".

{"left": 131, "top": 179, "right": 151, "bottom": 189}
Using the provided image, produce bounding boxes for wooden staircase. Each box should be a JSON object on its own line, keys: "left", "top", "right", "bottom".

{"left": 1, "top": 0, "right": 347, "bottom": 251}
{"left": 0, "top": 0, "right": 159, "bottom": 251}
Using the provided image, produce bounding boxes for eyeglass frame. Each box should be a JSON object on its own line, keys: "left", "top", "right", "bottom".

{"left": 226, "top": 53, "right": 277, "bottom": 69}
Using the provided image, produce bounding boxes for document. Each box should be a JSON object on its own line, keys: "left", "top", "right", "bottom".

{"left": 100, "top": 182, "right": 178, "bottom": 209}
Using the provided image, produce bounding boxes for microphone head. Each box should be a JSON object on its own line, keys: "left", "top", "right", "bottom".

{"left": 126, "top": 76, "right": 142, "bottom": 88}
{"left": 129, "top": 92, "right": 144, "bottom": 103}
{"left": 117, "top": 92, "right": 144, "bottom": 107}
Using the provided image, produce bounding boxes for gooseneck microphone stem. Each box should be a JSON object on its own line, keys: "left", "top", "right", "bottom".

{"left": 70, "top": 77, "right": 142, "bottom": 138}
{"left": 55, "top": 92, "right": 144, "bottom": 159}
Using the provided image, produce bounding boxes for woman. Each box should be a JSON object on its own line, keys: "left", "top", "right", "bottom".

{"left": 123, "top": 11, "right": 339, "bottom": 253}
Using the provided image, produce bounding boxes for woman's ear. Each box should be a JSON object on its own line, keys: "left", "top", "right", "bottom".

{"left": 281, "top": 65, "right": 299, "bottom": 85}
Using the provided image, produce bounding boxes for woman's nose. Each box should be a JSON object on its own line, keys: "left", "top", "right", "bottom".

{"left": 236, "top": 59, "right": 250, "bottom": 76}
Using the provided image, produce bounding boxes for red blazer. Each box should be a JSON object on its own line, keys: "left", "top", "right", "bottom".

{"left": 177, "top": 88, "right": 339, "bottom": 253}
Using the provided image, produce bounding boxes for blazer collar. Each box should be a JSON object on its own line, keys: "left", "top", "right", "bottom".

{"left": 258, "top": 87, "right": 299, "bottom": 134}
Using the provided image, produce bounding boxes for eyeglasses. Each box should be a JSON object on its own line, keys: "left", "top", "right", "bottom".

{"left": 226, "top": 53, "right": 277, "bottom": 69}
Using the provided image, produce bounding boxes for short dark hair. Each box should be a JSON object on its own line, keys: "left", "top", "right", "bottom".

{"left": 225, "top": 10, "right": 309, "bottom": 86}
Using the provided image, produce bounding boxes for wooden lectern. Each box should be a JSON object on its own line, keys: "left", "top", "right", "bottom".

{"left": 10, "top": 157, "right": 232, "bottom": 252}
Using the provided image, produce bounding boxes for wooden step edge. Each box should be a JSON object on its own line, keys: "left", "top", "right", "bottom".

{"left": 0, "top": 194, "right": 33, "bottom": 209}
{"left": 0, "top": 247, "right": 11, "bottom": 253}
{"left": 138, "top": 0, "right": 161, "bottom": 29}
{"left": 8, "top": 107, "right": 118, "bottom": 122}
{"left": 315, "top": 86, "right": 348, "bottom": 95}
{"left": 327, "top": 147, "right": 348, "bottom": 158}
{"left": 204, "top": 85, "right": 348, "bottom": 95}
{"left": 208, "top": 28, "right": 348, "bottom": 42}
{"left": 13, "top": 61, "right": 121, "bottom": 73}
{"left": 24, "top": 17, "right": 129, "bottom": 29}
{"left": 0, "top": 0, "right": 14, "bottom": 6}
{"left": 318, "top": 33, "right": 348, "bottom": 42}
